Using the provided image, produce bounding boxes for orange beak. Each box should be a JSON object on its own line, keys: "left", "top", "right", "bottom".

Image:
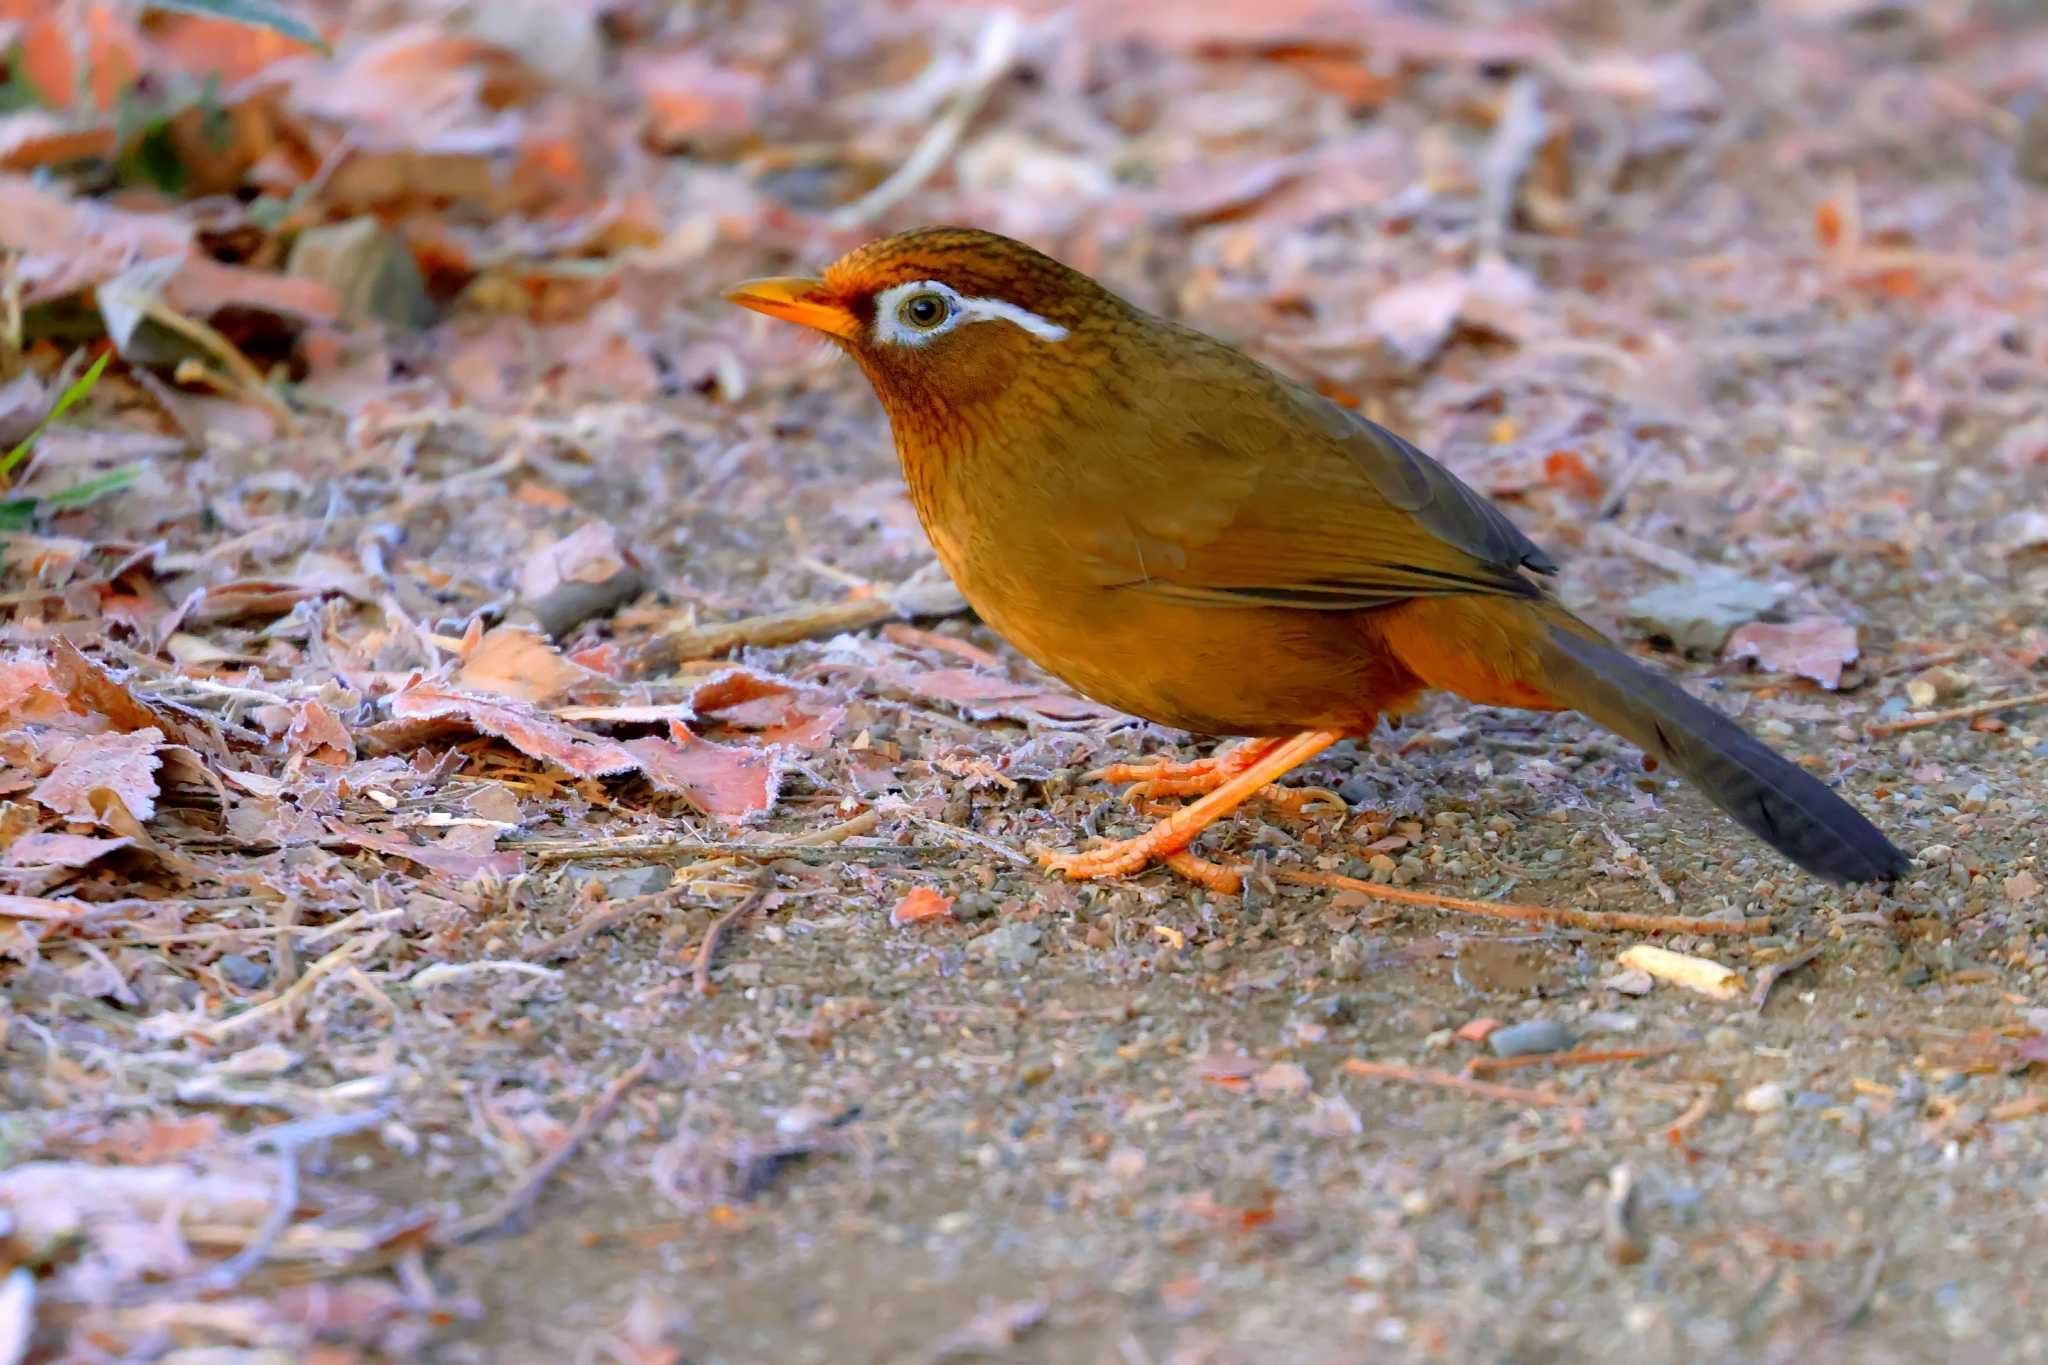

{"left": 723, "top": 276, "right": 859, "bottom": 339}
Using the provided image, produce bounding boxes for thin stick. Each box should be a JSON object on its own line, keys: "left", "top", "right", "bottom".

{"left": 1664, "top": 1089, "right": 1715, "bottom": 1143}
{"left": 694, "top": 878, "right": 771, "bottom": 996}
{"left": 1466, "top": 1045, "right": 1683, "bottom": 1077}
{"left": 1274, "top": 868, "right": 1768, "bottom": 936}
{"left": 827, "top": 11, "right": 1020, "bottom": 228}
{"left": 198, "top": 935, "right": 379, "bottom": 1040}
{"left": 1751, "top": 942, "right": 1824, "bottom": 1011}
{"left": 1867, "top": 687, "right": 2048, "bottom": 735}
{"left": 522, "top": 838, "right": 955, "bottom": 867}
{"left": 439, "top": 1051, "right": 655, "bottom": 1244}
{"left": 1343, "top": 1058, "right": 1571, "bottom": 1107}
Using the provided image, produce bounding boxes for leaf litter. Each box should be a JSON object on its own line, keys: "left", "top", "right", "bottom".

{"left": 1, "top": 0, "right": 2047, "bottom": 1360}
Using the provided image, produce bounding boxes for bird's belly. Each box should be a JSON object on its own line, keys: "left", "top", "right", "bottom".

{"left": 955, "top": 567, "right": 1405, "bottom": 737}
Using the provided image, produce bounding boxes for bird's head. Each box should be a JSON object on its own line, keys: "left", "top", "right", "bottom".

{"left": 725, "top": 227, "right": 1108, "bottom": 412}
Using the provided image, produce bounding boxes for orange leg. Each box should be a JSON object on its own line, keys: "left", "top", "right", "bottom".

{"left": 1086, "top": 737, "right": 1285, "bottom": 790}
{"left": 1043, "top": 729, "right": 1345, "bottom": 883}
{"left": 1091, "top": 737, "right": 1348, "bottom": 818}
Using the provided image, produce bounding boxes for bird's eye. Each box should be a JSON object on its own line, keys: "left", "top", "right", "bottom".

{"left": 897, "top": 292, "right": 951, "bottom": 330}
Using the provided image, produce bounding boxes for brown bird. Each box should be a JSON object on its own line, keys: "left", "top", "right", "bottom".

{"left": 727, "top": 227, "right": 1907, "bottom": 889}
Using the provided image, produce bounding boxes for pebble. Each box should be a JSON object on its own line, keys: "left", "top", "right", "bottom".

{"left": 1487, "top": 1019, "right": 1574, "bottom": 1057}
{"left": 217, "top": 954, "right": 269, "bottom": 990}
{"left": 971, "top": 922, "right": 1042, "bottom": 967}
{"left": 567, "top": 863, "right": 673, "bottom": 899}
{"left": 1599, "top": 968, "right": 1655, "bottom": 996}
{"left": 1740, "top": 1081, "right": 1787, "bottom": 1114}
{"left": 1704, "top": 1025, "right": 1743, "bottom": 1050}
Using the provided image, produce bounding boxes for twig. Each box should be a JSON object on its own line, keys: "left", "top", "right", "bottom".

{"left": 198, "top": 934, "right": 381, "bottom": 1039}
{"left": 695, "top": 877, "right": 771, "bottom": 996}
{"left": 439, "top": 1052, "right": 656, "bottom": 1244}
{"left": 1664, "top": 1088, "right": 1715, "bottom": 1143}
{"left": 1273, "top": 868, "right": 1769, "bottom": 936}
{"left": 640, "top": 569, "right": 967, "bottom": 670}
{"left": 1866, "top": 687, "right": 2048, "bottom": 736}
{"left": 527, "top": 888, "right": 684, "bottom": 962}
{"left": 1342, "top": 1057, "right": 1571, "bottom": 1107}
{"left": 1751, "top": 942, "right": 1824, "bottom": 1011}
{"left": 828, "top": 10, "right": 1021, "bottom": 228}
{"left": 898, "top": 811, "right": 1035, "bottom": 865}
{"left": 408, "top": 960, "right": 561, "bottom": 989}
{"left": 192, "top": 1147, "right": 299, "bottom": 1294}
{"left": 519, "top": 838, "right": 958, "bottom": 868}
{"left": 1466, "top": 1044, "right": 1683, "bottom": 1077}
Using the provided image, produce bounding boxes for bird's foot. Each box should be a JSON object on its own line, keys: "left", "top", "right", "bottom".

{"left": 1090, "top": 738, "right": 1345, "bottom": 824}
{"left": 1085, "top": 737, "right": 1283, "bottom": 792}
{"left": 1042, "top": 730, "right": 1345, "bottom": 887}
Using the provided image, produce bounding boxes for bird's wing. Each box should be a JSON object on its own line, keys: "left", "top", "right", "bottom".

{"left": 1057, "top": 333, "right": 1556, "bottom": 611}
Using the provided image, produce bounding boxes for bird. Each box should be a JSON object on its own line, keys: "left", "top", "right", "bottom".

{"left": 727, "top": 226, "right": 1909, "bottom": 891}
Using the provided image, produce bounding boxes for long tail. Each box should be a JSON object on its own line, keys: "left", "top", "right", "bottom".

{"left": 1378, "top": 598, "right": 1909, "bottom": 884}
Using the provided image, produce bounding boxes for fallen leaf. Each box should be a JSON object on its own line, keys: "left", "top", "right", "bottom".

{"left": 897, "top": 667, "right": 1116, "bottom": 724}
{"left": 625, "top": 722, "right": 780, "bottom": 821}
{"left": 1723, "top": 616, "right": 1860, "bottom": 690}
{"left": 454, "top": 626, "right": 592, "bottom": 704}
{"left": 890, "top": 886, "right": 955, "bottom": 926}
{"left": 389, "top": 684, "right": 638, "bottom": 778}
{"left": 1368, "top": 272, "right": 1469, "bottom": 365}
{"left": 285, "top": 699, "right": 355, "bottom": 764}
{"left": 2007, "top": 871, "right": 2042, "bottom": 905}
{"left": 30, "top": 727, "right": 164, "bottom": 824}
{"left": 1, "top": 832, "right": 133, "bottom": 868}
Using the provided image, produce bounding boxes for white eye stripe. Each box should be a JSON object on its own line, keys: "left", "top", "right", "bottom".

{"left": 871, "top": 279, "right": 1069, "bottom": 347}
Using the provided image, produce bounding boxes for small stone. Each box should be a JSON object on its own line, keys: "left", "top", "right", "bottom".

{"left": 1327, "top": 936, "right": 1370, "bottom": 981}
{"left": 1740, "top": 1081, "right": 1787, "bottom": 1114}
{"left": 1960, "top": 783, "right": 1991, "bottom": 813}
{"left": 971, "top": 922, "right": 1042, "bottom": 967}
{"left": 1487, "top": 1019, "right": 1574, "bottom": 1058}
{"left": 1581, "top": 1010, "right": 1640, "bottom": 1034}
{"left": 1253, "top": 1062, "right": 1313, "bottom": 1096}
{"left": 1704, "top": 1025, "right": 1743, "bottom": 1050}
{"left": 1600, "top": 968, "right": 1655, "bottom": 996}
{"left": 217, "top": 954, "right": 268, "bottom": 990}
{"left": 1367, "top": 853, "right": 1398, "bottom": 883}
{"left": 1905, "top": 679, "right": 1938, "bottom": 709}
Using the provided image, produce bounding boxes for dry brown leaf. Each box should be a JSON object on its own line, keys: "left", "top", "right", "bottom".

{"left": 388, "top": 684, "right": 638, "bottom": 778}
{"left": 2, "top": 832, "right": 133, "bottom": 868}
{"left": 1722, "top": 616, "right": 1860, "bottom": 690}
{"left": 626, "top": 722, "right": 781, "bottom": 821}
{"left": 454, "top": 626, "right": 592, "bottom": 704}
{"left": 897, "top": 667, "right": 1117, "bottom": 724}
{"left": 29, "top": 727, "right": 165, "bottom": 825}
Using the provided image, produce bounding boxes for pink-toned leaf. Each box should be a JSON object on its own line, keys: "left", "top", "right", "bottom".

{"left": 0, "top": 655, "right": 73, "bottom": 726}
{"left": 30, "top": 727, "right": 164, "bottom": 824}
{"left": 899, "top": 667, "right": 1117, "bottom": 724}
{"left": 389, "top": 684, "right": 638, "bottom": 778}
{"left": 2, "top": 832, "right": 133, "bottom": 868}
{"left": 454, "top": 625, "right": 591, "bottom": 704}
{"left": 1722, "top": 616, "right": 1860, "bottom": 690}
{"left": 625, "top": 722, "right": 779, "bottom": 821}
{"left": 0, "top": 893, "right": 127, "bottom": 922}
{"left": 332, "top": 825, "right": 521, "bottom": 882}
{"left": 286, "top": 700, "right": 355, "bottom": 764}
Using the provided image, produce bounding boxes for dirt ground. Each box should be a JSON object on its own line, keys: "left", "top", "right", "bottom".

{"left": 5, "top": 2, "right": 2048, "bottom": 1362}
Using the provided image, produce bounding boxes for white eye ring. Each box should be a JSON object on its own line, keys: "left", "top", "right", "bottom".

{"left": 870, "top": 279, "right": 1069, "bottom": 347}
{"left": 897, "top": 291, "right": 952, "bottom": 331}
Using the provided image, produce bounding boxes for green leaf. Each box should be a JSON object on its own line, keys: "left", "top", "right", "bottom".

{"left": 143, "top": 0, "right": 328, "bottom": 55}
{"left": 0, "top": 465, "right": 143, "bottom": 532}
{"left": 0, "top": 351, "right": 111, "bottom": 483}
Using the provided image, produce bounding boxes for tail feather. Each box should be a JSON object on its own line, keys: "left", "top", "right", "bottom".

{"left": 1533, "top": 624, "right": 1907, "bottom": 884}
